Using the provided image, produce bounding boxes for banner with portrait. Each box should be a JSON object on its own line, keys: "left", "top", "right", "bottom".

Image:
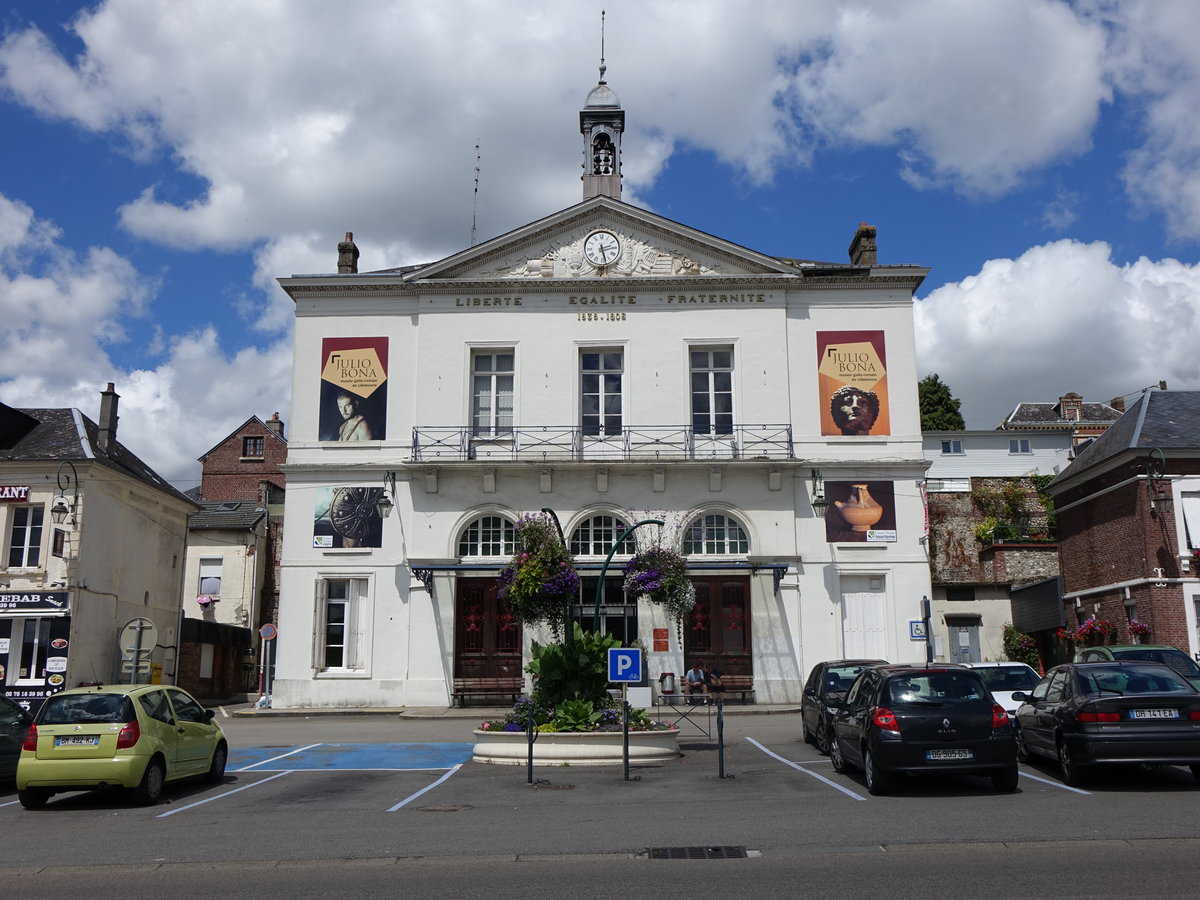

{"left": 817, "top": 331, "right": 890, "bottom": 436}
{"left": 319, "top": 337, "right": 388, "bottom": 441}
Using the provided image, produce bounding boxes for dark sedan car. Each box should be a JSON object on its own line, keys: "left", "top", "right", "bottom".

{"left": 830, "top": 664, "right": 1018, "bottom": 795}
{"left": 0, "top": 695, "right": 33, "bottom": 782}
{"left": 1013, "top": 661, "right": 1200, "bottom": 787}
{"left": 802, "top": 659, "right": 887, "bottom": 755}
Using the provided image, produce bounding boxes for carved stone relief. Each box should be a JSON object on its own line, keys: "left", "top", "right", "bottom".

{"left": 479, "top": 229, "right": 722, "bottom": 279}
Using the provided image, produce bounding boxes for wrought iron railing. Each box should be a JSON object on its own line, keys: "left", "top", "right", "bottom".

{"left": 410, "top": 424, "right": 794, "bottom": 462}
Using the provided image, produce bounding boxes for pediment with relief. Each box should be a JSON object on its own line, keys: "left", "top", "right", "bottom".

{"left": 420, "top": 200, "right": 795, "bottom": 282}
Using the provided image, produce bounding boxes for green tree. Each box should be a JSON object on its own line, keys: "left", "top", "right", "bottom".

{"left": 919, "top": 373, "right": 966, "bottom": 431}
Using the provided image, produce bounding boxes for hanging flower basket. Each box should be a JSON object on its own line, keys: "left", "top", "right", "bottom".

{"left": 623, "top": 545, "right": 695, "bottom": 633}
{"left": 497, "top": 513, "right": 579, "bottom": 636}
{"left": 196, "top": 595, "right": 216, "bottom": 608}
{"left": 1128, "top": 619, "right": 1151, "bottom": 640}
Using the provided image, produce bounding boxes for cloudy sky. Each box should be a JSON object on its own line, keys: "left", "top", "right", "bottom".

{"left": 2, "top": 0, "right": 1198, "bottom": 486}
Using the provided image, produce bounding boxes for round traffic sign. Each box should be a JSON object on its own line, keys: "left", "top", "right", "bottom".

{"left": 260, "top": 623, "right": 278, "bottom": 640}
{"left": 118, "top": 618, "right": 157, "bottom": 656}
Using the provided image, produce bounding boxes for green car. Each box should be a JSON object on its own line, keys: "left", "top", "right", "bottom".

{"left": 1074, "top": 644, "right": 1200, "bottom": 690}
{"left": 16, "top": 684, "right": 228, "bottom": 809}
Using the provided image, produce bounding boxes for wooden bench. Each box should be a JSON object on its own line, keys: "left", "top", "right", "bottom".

{"left": 711, "top": 674, "right": 755, "bottom": 704}
{"left": 451, "top": 677, "right": 524, "bottom": 707}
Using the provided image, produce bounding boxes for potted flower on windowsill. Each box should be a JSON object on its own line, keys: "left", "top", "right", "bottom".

{"left": 196, "top": 595, "right": 216, "bottom": 609}
{"left": 1128, "top": 619, "right": 1151, "bottom": 643}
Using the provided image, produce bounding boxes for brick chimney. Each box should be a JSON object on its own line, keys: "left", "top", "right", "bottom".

{"left": 98, "top": 382, "right": 120, "bottom": 451}
{"left": 1058, "top": 392, "right": 1083, "bottom": 421}
{"left": 1110, "top": 396, "right": 1126, "bottom": 414}
{"left": 337, "top": 232, "right": 359, "bottom": 274}
{"left": 849, "top": 222, "right": 877, "bottom": 266}
{"left": 265, "top": 411, "right": 286, "bottom": 438}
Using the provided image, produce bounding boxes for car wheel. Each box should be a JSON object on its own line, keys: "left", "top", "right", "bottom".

{"left": 992, "top": 765, "right": 1020, "bottom": 793}
{"left": 204, "top": 742, "right": 228, "bottom": 785}
{"left": 815, "top": 719, "right": 831, "bottom": 756}
{"left": 830, "top": 733, "right": 852, "bottom": 773}
{"left": 864, "top": 747, "right": 890, "bottom": 796}
{"left": 1015, "top": 726, "right": 1031, "bottom": 764}
{"left": 18, "top": 788, "right": 50, "bottom": 810}
{"left": 1057, "top": 738, "right": 1090, "bottom": 787}
{"left": 133, "top": 758, "right": 166, "bottom": 805}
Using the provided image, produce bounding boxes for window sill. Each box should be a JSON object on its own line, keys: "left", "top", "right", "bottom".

{"left": 314, "top": 669, "right": 372, "bottom": 679}
{"left": 317, "top": 548, "right": 373, "bottom": 556}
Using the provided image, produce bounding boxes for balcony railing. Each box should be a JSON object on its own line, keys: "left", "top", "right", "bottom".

{"left": 410, "top": 424, "right": 794, "bottom": 463}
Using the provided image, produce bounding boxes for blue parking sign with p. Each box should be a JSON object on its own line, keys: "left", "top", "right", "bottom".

{"left": 608, "top": 648, "right": 642, "bottom": 683}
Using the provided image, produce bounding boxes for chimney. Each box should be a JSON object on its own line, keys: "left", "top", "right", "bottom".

{"left": 98, "top": 382, "right": 120, "bottom": 451}
{"left": 849, "top": 222, "right": 877, "bottom": 266}
{"left": 266, "top": 411, "right": 285, "bottom": 439}
{"left": 1110, "top": 396, "right": 1126, "bottom": 414}
{"left": 1059, "top": 392, "right": 1082, "bottom": 421}
{"left": 337, "top": 232, "right": 360, "bottom": 274}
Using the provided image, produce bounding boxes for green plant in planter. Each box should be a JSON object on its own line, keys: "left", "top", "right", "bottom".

{"left": 527, "top": 622, "right": 621, "bottom": 708}
{"left": 974, "top": 516, "right": 1000, "bottom": 543}
{"left": 553, "top": 699, "right": 603, "bottom": 732}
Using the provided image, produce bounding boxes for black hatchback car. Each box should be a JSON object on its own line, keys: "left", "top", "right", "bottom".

{"left": 1013, "top": 661, "right": 1200, "bottom": 786}
{"left": 802, "top": 659, "right": 887, "bottom": 755}
{"left": 830, "top": 664, "right": 1018, "bottom": 795}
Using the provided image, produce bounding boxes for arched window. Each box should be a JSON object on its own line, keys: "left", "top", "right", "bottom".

{"left": 457, "top": 516, "right": 515, "bottom": 557}
{"left": 570, "top": 515, "right": 637, "bottom": 557}
{"left": 683, "top": 513, "right": 749, "bottom": 556}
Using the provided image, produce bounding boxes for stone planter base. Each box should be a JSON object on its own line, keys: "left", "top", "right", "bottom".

{"left": 472, "top": 728, "right": 680, "bottom": 766}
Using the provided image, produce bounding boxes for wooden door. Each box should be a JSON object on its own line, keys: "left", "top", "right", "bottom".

{"left": 454, "top": 579, "right": 523, "bottom": 679}
{"left": 683, "top": 576, "right": 752, "bottom": 678}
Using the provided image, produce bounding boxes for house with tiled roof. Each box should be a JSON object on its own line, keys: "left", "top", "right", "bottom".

{"left": 0, "top": 385, "right": 195, "bottom": 712}
{"left": 998, "top": 392, "right": 1126, "bottom": 450}
{"left": 180, "top": 414, "right": 287, "bottom": 699}
{"left": 1039, "top": 389, "right": 1200, "bottom": 662}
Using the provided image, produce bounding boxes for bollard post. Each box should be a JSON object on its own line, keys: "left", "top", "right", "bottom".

{"left": 717, "top": 696, "right": 727, "bottom": 779}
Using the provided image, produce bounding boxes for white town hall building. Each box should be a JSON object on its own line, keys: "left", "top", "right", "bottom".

{"left": 271, "top": 65, "right": 933, "bottom": 708}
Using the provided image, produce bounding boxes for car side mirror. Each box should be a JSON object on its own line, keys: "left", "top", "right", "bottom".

{"left": 205, "top": 708, "right": 216, "bottom": 721}
{"left": 803, "top": 687, "right": 815, "bottom": 697}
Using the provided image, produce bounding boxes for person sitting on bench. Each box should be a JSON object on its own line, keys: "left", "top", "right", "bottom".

{"left": 704, "top": 663, "right": 726, "bottom": 698}
{"left": 682, "top": 663, "right": 708, "bottom": 699}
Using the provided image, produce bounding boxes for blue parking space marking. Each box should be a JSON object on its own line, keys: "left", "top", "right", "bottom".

{"left": 230, "top": 742, "right": 474, "bottom": 772}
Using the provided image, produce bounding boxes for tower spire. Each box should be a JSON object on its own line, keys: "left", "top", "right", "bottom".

{"left": 580, "top": 10, "right": 624, "bottom": 201}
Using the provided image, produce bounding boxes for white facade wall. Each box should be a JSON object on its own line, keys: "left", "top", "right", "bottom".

{"left": 924, "top": 430, "right": 1072, "bottom": 482}
{"left": 275, "top": 202, "right": 933, "bottom": 708}
{"left": 182, "top": 530, "right": 264, "bottom": 628}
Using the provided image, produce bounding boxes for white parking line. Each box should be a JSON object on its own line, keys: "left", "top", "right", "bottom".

{"left": 1018, "top": 770, "right": 1091, "bottom": 795}
{"left": 155, "top": 771, "right": 292, "bottom": 818}
{"left": 387, "top": 763, "right": 463, "bottom": 811}
{"left": 745, "top": 737, "right": 867, "bottom": 801}
{"left": 0, "top": 800, "right": 19, "bottom": 808}
{"left": 235, "top": 743, "right": 323, "bottom": 770}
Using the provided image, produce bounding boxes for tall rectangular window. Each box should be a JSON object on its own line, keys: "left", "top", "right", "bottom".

{"left": 472, "top": 350, "right": 514, "bottom": 436}
{"left": 242, "top": 436, "right": 264, "bottom": 457}
{"left": 691, "top": 347, "right": 734, "bottom": 435}
{"left": 198, "top": 558, "right": 222, "bottom": 596}
{"left": 7, "top": 506, "right": 44, "bottom": 568}
{"left": 320, "top": 578, "right": 367, "bottom": 670}
{"left": 581, "top": 350, "right": 623, "bottom": 437}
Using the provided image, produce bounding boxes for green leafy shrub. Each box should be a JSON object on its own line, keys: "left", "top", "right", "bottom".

{"left": 527, "top": 622, "right": 621, "bottom": 708}
{"left": 1003, "top": 623, "right": 1039, "bottom": 669}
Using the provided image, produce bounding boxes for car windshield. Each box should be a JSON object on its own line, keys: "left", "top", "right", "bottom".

{"left": 888, "top": 671, "right": 987, "bottom": 707}
{"left": 1077, "top": 665, "right": 1193, "bottom": 696}
{"left": 38, "top": 693, "right": 135, "bottom": 725}
{"left": 973, "top": 666, "right": 1039, "bottom": 692}
{"left": 1110, "top": 649, "right": 1200, "bottom": 678}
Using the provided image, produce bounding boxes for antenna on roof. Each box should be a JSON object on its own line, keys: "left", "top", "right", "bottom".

{"left": 599, "top": 9, "right": 607, "bottom": 82}
{"left": 470, "top": 140, "right": 481, "bottom": 247}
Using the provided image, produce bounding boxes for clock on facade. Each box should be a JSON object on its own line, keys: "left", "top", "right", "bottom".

{"left": 583, "top": 230, "right": 621, "bottom": 267}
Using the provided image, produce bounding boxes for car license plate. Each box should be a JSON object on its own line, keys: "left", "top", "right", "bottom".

{"left": 926, "top": 748, "right": 972, "bottom": 760}
{"left": 1130, "top": 709, "right": 1179, "bottom": 719}
{"left": 55, "top": 735, "right": 99, "bottom": 747}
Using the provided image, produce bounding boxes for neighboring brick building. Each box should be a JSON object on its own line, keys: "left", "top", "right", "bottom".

{"left": 180, "top": 414, "right": 287, "bottom": 699}
{"left": 924, "top": 430, "right": 1067, "bottom": 665}
{"left": 1045, "top": 389, "right": 1200, "bottom": 660}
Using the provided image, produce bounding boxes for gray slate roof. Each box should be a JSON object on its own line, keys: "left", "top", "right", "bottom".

{"left": 0, "top": 405, "right": 194, "bottom": 506}
{"left": 188, "top": 501, "right": 265, "bottom": 530}
{"left": 1002, "top": 401, "right": 1123, "bottom": 428}
{"left": 1050, "top": 390, "right": 1200, "bottom": 486}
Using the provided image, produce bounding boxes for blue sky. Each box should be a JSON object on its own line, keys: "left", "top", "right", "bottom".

{"left": 2, "top": 0, "right": 1199, "bottom": 486}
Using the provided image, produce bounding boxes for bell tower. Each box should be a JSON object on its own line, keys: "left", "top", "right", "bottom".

{"left": 580, "top": 18, "right": 624, "bottom": 200}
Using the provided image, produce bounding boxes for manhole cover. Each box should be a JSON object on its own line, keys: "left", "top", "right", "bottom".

{"left": 533, "top": 783, "right": 575, "bottom": 790}
{"left": 418, "top": 804, "right": 473, "bottom": 812}
{"left": 645, "top": 846, "right": 751, "bottom": 860}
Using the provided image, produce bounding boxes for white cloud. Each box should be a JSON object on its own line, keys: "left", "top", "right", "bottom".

{"left": 915, "top": 240, "right": 1200, "bottom": 428}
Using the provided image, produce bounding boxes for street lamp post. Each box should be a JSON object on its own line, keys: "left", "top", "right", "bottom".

{"left": 594, "top": 519, "right": 664, "bottom": 633}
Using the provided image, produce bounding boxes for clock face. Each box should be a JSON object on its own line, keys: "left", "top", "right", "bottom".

{"left": 584, "top": 230, "right": 621, "bottom": 267}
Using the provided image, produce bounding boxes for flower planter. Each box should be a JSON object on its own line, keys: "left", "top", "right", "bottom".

{"left": 472, "top": 728, "right": 680, "bottom": 766}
